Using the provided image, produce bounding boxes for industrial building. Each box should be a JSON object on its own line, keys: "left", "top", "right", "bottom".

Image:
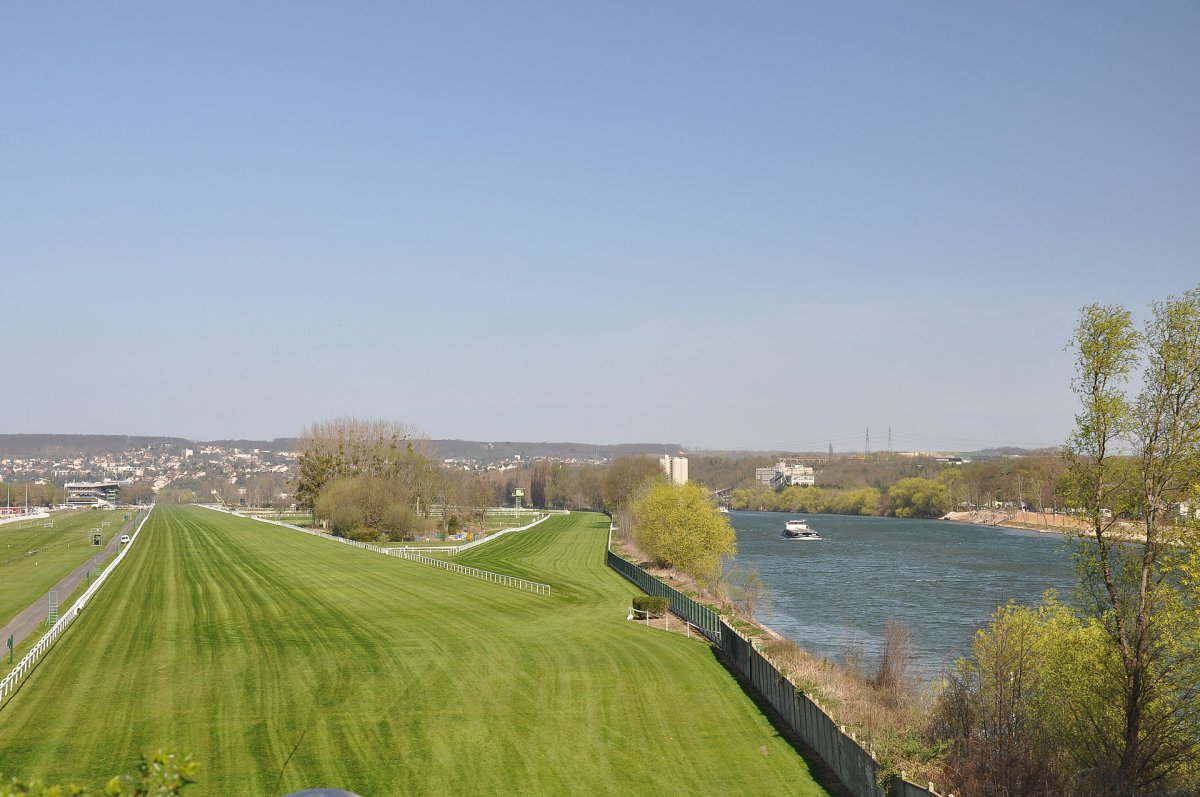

{"left": 660, "top": 455, "right": 689, "bottom": 485}
{"left": 756, "top": 459, "right": 816, "bottom": 488}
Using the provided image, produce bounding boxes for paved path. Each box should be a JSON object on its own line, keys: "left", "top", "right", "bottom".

{"left": 0, "top": 513, "right": 140, "bottom": 651}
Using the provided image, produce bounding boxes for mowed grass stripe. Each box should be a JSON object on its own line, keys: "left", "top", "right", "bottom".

{"left": 0, "top": 506, "right": 828, "bottom": 796}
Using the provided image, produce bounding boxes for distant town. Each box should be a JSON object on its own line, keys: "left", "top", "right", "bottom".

{"left": 0, "top": 434, "right": 682, "bottom": 510}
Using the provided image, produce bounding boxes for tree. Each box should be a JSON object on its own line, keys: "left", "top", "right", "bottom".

{"left": 119, "top": 481, "right": 155, "bottom": 505}
{"left": 294, "top": 418, "right": 427, "bottom": 513}
{"left": 315, "top": 474, "right": 428, "bottom": 541}
{"left": 827, "top": 487, "right": 882, "bottom": 515}
{"left": 630, "top": 482, "right": 736, "bottom": 585}
{"left": 933, "top": 595, "right": 1118, "bottom": 796}
{"left": 935, "top": 468, "right": 964, "bottom": 511}
{"left": 601, "top": 456, "right": 665, "bottom": 513}
{"left": 721, "top": 565, "right": 770, "bottom": 619}
{"left": 1062, "top": 288, "right": 1200, "bottom": 793}
{"left": 887, "top": 477, "right": 950, "bottom": 518}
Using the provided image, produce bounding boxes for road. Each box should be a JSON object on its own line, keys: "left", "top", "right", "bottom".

{"left": 0, "top": 512, "right": 140, "bottom": 653}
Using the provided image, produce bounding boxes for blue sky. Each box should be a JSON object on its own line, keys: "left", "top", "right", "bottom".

{"left": 2, "top": 3, "right": 1197, "bottom": 450}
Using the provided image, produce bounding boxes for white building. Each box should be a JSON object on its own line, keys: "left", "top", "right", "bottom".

{"left": 757, "top": 459, "right": 816, "bottom": 488}
{"left": 660, "top": 455, "right": 689, "bottom": 485}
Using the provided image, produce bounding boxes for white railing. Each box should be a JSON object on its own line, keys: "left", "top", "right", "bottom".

{"left": 450, "top": 513, "right": 553, "bottom": 553}
{"left": 385, "top": 547, "right": 551, "bottom": 595}
{"left": 0, "top": 506, "right": 153, "bottom": 709}
{"left": 200, "top": 506, "right": 551, "bottom": 596}
{"left": 0, "top": 511, "right": 51, "bottom": 527}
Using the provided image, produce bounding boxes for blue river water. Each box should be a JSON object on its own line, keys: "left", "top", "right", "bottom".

{"left": 727, "top": 511, "right": 1077, "bottom": 678}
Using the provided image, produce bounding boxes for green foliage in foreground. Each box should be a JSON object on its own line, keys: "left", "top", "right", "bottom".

{"left": 0, "top": 506, "right": 829, "bottom": 796}
{"left": 1, "top": 751, "right": 196, "bottom": 796}
{"left": 933, "top": 595, "right": 1116, "bottom": 794}
{"left": 631, "top": 482, "right": 736, "bottom": 584}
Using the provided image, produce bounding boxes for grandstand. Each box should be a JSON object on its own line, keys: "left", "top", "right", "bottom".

{"left": 65, "top": 481, "right": 121, "bottom": 507}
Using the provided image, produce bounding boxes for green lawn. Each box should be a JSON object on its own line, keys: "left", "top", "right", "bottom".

{"left": 0, "top": 509, "right": 126, "bottom": 626}
{"left": 0, "top": 506, "right": 830, "bottom": 796}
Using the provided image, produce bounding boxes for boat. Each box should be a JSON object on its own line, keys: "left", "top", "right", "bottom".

{"left": 718, "top": 506, "right": 730, "bottom": 514}
{"left": 782, "top": 518, "right": 822, "bottom": 540}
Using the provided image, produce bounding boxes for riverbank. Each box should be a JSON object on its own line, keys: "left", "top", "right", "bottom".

{"left": 942, "top": 508, "right": 1087, "bottom": 533}
{"left": 941, "top": 509, "right": 1146, "bottom": 541}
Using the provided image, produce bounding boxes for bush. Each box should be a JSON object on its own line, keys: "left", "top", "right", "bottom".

{"left": 929, "top": 593, "right": 1119, "bottom": 796}
{"left": 632, "top": 596, "right": 669, "bottom": 617}
{"left": 347, "top": 526, "right": 384, "bottom": 543}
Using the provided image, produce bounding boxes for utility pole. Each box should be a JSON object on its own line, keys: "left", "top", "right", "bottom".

{"left": 888, "top": 427, "right": 893, "bottom": 454}
{"left": 865, "top": 428, "right": 871, "bottom": 456}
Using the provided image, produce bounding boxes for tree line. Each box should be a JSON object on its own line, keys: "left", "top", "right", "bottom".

{"left": 692, "top": 451, "right": 1068, "bottom": 520}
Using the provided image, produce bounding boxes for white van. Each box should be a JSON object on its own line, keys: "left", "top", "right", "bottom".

{"left": 120, "top": 534, "right": 131, "bottom": 544}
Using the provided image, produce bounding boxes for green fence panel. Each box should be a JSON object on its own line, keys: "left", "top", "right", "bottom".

{"left": 605, "top": 550, "right": 941, "bottom": 797}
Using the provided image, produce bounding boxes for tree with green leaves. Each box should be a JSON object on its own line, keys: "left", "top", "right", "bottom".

{"left": 887, "top": 477, "right": 949, "bottom": 518}
{"left": 1061, "top": 288, "right": 1200, "bottom": 793}
{"left": 934, "top": 595, "right": 1117, "bottom": 796}
{"left": 630, "top": 481, "right": 736, "bottom": 585}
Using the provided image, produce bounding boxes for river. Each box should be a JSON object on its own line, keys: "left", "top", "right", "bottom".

{"left": 727, "top": 511, "right": 1077, "bottom": 678}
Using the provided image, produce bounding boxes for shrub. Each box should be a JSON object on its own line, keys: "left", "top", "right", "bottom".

{"left": 929, "top": 593, "right": 1119, "bottom": 796}
{"left": 347, "top": 526, "right": 383, "bottom": 543}
{"left": 632, "top": 596, "right": 669, "bottom": 617}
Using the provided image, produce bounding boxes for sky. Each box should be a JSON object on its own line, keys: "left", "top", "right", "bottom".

{"left": 2, "top": 3, "right": 1197, "bottom": 451}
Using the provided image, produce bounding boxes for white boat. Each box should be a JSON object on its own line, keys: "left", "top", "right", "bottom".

{"left": 782, "top": 518, "right": 822, "bottom": 540}
{"left": 718, "top": 506, "right": 730, "bottom": 514}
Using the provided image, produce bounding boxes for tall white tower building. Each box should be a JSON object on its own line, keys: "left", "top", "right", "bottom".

{"left": 660, "top": 454, "right": 689, "bottom": 485}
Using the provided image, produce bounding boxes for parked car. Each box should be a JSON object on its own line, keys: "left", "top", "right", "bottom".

{"left": 119, "top": 534, "right": 131, "bottom": 544}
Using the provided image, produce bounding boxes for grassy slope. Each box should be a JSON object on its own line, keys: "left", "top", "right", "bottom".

{"left": 0, "top": 509, "right": 125, "bottom": 626}
{"left": 0, "top": 506, "right": 828, "bottom": 796}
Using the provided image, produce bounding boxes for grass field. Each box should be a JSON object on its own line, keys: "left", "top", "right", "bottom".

{"left": 0, "top": 509, "right": 126, "bottom": 627}
{"left": 0, "top": 505, "right": 830, "bottom": 796}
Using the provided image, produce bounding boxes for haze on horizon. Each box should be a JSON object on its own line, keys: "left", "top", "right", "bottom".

{"left": 2, "top": 3, "right": 1196, "bottom": 451}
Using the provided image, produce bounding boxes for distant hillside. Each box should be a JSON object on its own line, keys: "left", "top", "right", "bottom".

{"left": 0, "top": 434, "right": 679, "bottom": 464}
{"left": 0, "top": 434, "right": 190, "bottom": 458}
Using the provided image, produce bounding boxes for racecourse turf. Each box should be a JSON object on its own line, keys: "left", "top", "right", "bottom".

{"left": 0, "top": 505, "right": 829, "bottom": 796}
{"left": 0, "top": 509, "right": 125, "bottom": 627}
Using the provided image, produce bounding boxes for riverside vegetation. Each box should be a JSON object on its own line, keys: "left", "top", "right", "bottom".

{"left": 614, "top": 286, "right": 1200, "bottom": 796}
